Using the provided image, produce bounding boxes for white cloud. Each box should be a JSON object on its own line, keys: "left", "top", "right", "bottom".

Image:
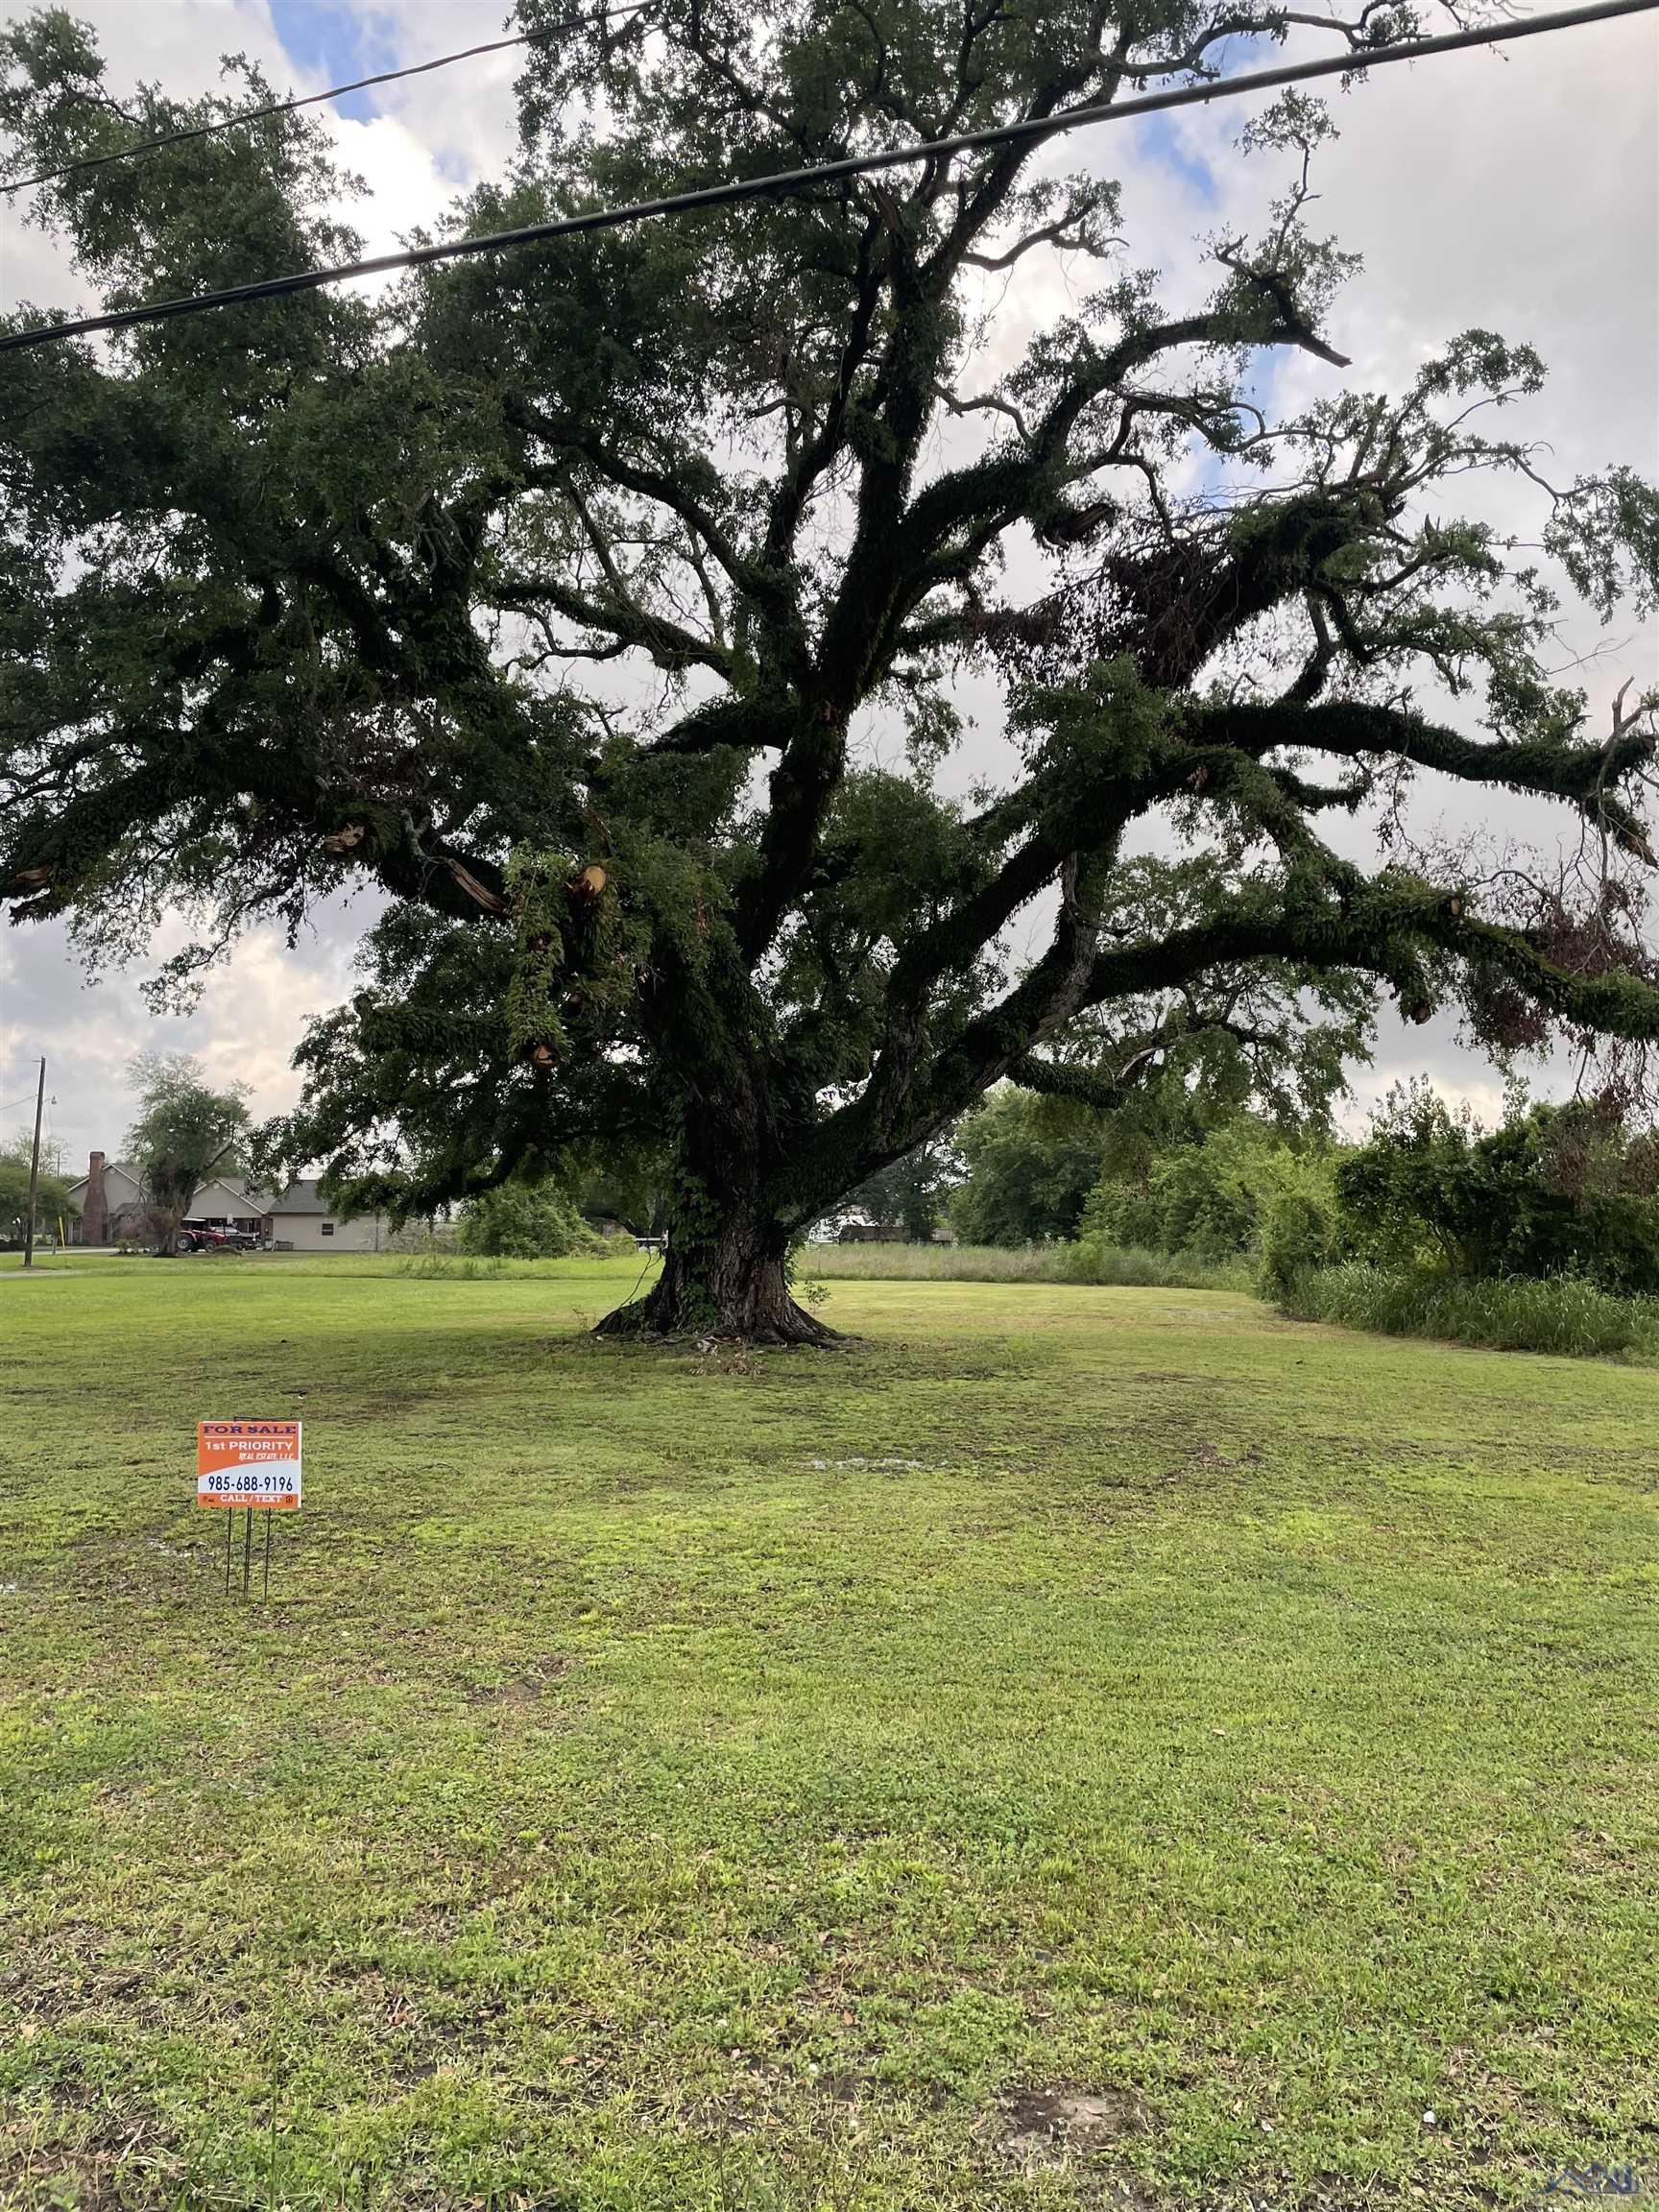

{"left": 0, "top": 896, "right": 367, "bottom": 1166}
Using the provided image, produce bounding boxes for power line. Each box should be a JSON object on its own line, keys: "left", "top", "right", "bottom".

{"left": 0, "top": 2, "right": 654, "bottom": 198}
{"left": 0, "top": 0, "right": 1652, "bottom": 359}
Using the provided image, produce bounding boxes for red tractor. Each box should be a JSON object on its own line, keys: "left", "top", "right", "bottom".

{"left": 175, "top": 1219, "right": 260, "bottom": 1254}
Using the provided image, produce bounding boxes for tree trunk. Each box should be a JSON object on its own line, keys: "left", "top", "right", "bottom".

{"left": 596, "top": 1232, "right": 836, "bottom": 1344}
{"left": 594, "top": 1114, "right": 837, "bottom": 1345}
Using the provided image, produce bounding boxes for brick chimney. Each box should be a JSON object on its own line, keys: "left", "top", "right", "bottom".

{"left": 84, "top": 1151, "right": 108, "bottom": 1246}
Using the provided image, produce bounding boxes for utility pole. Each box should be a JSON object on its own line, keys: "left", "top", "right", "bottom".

{"left": 22, "top": 1057, "right": 44, "bottom": 1271}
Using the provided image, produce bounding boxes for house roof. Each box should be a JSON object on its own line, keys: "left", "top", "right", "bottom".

{"left": 261, "top": 1178, "right": 332, "bottom": 1216}
{"left": 192, "top": 1176, "right": 264, "bottom": 1215}
{"left": 65, "top": 1162, "right": 365, "bottom": 1220}
{"left": 65, "top": 1158, "right": 143, "bottom": 1199}
{"left": 67, "top": 1162, "right": 265, "bottom": 1212}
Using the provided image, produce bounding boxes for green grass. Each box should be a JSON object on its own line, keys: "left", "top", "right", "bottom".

{"left": 806, "top": 1240, "right": 1252, "bottom": 1291}
{"left": 2, "top": 1253, "right": 1657, "bottom": 2210}
{"left": 1281, "top": 1262, "right": 1659, "bottom": 1360}
{"left": 804, "top": 1237, "right": 1060, "bottom": 1280}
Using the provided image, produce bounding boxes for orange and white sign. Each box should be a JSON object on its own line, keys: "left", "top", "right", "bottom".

{"left": 197, "top": 1420, "right": 302, "bottom": 1510}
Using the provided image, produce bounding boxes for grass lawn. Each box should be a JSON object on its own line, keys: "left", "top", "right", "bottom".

{"left": 2, "top": 1255, "right": 1655, "bottom": 2210}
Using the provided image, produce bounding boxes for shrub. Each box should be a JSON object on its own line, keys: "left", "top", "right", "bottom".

{"left": 1257, "top": 1169, "right": 1346, "bottom": 1301}
{"left": 395, "top": 1248, "right": 498, "bottom": 1281}
{"left": 1081, "top": 1119, "right": 1306, "bottom": 1262}
{"left": 454, "top": 1185, "right": 605, "bottom": 1259}
{"left": 1281, "top": 1262, "right": 1656, "bottom": 1360}
{"left": 1337, "top": 1081, "right": 1659, "bottom": 1293}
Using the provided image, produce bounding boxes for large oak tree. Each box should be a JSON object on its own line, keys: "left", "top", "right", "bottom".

{"left": 3, "top": 1, "right": 1657, "bottom": 1339}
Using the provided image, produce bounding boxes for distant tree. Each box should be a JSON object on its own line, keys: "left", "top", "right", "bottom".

{"left": 950, "top": 1088, "right": 1105, "bottom": 1246}
{"left": 0, "top": 1136, "right": 75, "bottom": 1246}
{"left": 454, "top": 1182, "right": 605, "bottom": 1258}
{"left": 123, "top": 1052, "right": 251, "bottom": 1256}
{"left": 1337, "top": 1080, "right": 1659, "bottom": 1292}
{"left": 844, "top": 1139, "right": 961, "bottom": 1241}
{"left": 5, "top": 6, "right": 1659, "bottom": 1338}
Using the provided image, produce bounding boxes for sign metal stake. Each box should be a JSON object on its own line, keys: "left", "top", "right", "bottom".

{"left": 242, "top": 1506, "right": 254, "bottom": 1597}
{"left": 225, "top": 1507, "right": 233, "bottom": 1594}
{"left": 263, "top": 1511, "right": 273, "bottom": 1602}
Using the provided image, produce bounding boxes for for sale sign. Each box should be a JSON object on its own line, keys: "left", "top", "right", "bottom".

{"left": 196, "top": 1420, "right": 302, "bottom": 1510}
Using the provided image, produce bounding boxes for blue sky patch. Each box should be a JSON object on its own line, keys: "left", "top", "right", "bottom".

{"left": 268, "top": 1, "right": 399, "bottom": 121}
{"left": 1138, "top": 112, "right": 1216, "bottom": 208}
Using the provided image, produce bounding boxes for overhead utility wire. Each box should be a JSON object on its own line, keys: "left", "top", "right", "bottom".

{"left": 0, "top": 0, "right": 654, "bottom": 196}
{"left": 1, "top": 0, "right": 1650, "bottom": 359}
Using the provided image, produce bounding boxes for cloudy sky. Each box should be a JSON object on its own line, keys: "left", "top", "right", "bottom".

{"left": 0, "top": 0, "right": 1654, "bottom": 1172}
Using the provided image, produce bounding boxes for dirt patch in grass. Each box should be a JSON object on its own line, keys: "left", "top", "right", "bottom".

{"left": 0, "top": 2110, "right": 184, "bottom": 2212}
{"left": 997, "top": 2083, "right": 1147, "bottom": 2169}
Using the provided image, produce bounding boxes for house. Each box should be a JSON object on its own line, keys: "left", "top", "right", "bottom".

{"left": 258, "top": 1178, "right": 387, "bottom": 1253}
{"left": 831, "top": 1220, "right": 956, "bottom": 1244}
{"left": 68, "top": 1152, "right": 272, "bottom": 1245}
{"left": 66, "top": 1153, "right": 388, "bottom": 1251}
{"left": 68, "top": 1153, "right": 143, "bottom": 1244}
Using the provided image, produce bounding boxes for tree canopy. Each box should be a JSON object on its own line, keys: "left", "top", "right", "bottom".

{"left": 3, "top": 1, "right": 1657, "bottom": 1337}
{"left": 122, "top": 1051, "right": 251, "bottom": 1253}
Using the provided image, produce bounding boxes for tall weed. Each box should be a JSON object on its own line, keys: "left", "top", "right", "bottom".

{"left": 1280, "top": 1262, "right": 1657, "bottom": 1359}
{"left": 811, "top": 1239, "right": 1253, "bottom": 1291}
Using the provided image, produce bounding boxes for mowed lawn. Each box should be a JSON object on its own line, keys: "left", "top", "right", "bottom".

{"left": 2, "top": 1257, "right": 1656, "bottom": 2211}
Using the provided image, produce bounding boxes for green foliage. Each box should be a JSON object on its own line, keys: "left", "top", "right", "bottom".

{"left": 1070, "top": 1072, "right": 1659, "bottom": 1331}
{"left": 122, "top": 1051, "right": 251, "bottom": 1249}
{"left": 1139, "top": 1125, "right": 1269, "bottom": 1258}
{"left": 453, "top": 1182, "right": 605, "bottom": 1260}
{"left": 1081, "top": 1117, "right": 1315, "bottom": 1262}
{"left": 501, "top": 847, "right": 576, "bottom": 1063}
{"left": 1337, "top": 1078, "right": 1659, "bottom": 1292}
{"left": 949, "top": 1088, "right": 1104, "bottom": 1246}
{"left": 1256, "top": 1170, "right": 1347, "bottom": 1301}
{"left": 0, "top": 1137, "right": 75, "bottom": 1243}
{"left": 1282, "top": 1262, "right": 1655, "bottom": 1360}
